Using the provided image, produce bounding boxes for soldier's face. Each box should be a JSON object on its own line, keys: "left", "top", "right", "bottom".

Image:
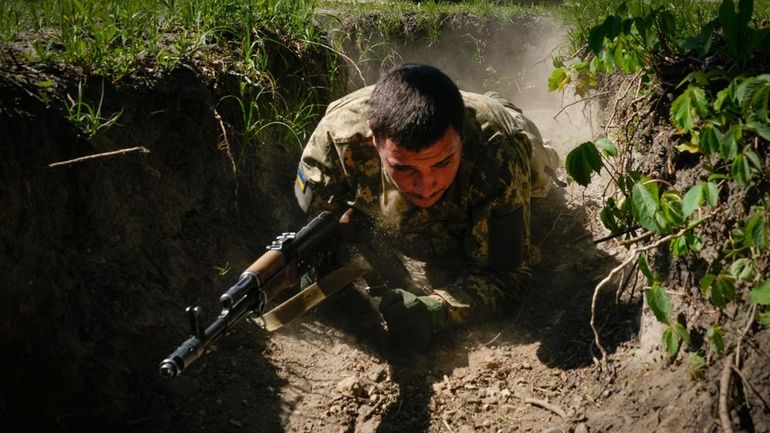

{"left": 374, "top": 126, "right": 462, "bottom": 208}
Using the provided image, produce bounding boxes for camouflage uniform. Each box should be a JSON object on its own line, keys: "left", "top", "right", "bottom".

{"left": 295, "top": 85, "right": 552, "bottom": 325}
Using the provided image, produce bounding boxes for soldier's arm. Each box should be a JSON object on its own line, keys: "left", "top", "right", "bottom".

{"left": 294, "top": 121, "right": 349, "bottom": 218}
{"left": 432, "top": 131, "right": 532, "bottom": 325}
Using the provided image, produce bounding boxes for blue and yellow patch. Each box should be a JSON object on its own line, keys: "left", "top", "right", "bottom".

{"left": 295, "top": 168, "right": 308, "bottom": 192}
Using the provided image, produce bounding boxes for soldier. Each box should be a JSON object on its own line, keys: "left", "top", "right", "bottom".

{"left": 294, "top": 63, "right": 559, "bottom": 350}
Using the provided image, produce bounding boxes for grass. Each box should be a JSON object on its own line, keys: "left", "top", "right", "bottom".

{"left": 1, "top": 0, "right": 323, "bottom": 77}
{"left": 558, "top": 0, "right": 770, "bottom": 53}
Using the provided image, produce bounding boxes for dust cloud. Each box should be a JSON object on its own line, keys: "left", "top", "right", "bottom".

{"left": 338, "top": 14, "right": 601, "bottom": 158}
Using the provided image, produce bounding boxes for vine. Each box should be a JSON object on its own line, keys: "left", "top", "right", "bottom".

{"left": 552, "top": 0, "right": 770, "bottom": 366}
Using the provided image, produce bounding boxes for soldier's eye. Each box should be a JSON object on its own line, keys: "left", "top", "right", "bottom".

{"left": 434, "top": 158, "right": 452, "bottom": 168}
{"left": 393, "top": 164, "right": 413, "bottom": 172}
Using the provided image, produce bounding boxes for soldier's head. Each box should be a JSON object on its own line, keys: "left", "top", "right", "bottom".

{"left": 369, "top": 63, "right": 464, "bottom": 208}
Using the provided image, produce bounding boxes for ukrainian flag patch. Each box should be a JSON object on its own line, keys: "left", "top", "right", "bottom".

{"left": 295, "top": 168, "right": 308, "bottom": 192}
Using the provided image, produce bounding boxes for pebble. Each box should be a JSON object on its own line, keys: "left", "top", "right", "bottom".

{"left": 228, "top": 419, "right": 242, "bottom": 428}
{"left": 575, "top": 422, "right": 589, "bottom": 433}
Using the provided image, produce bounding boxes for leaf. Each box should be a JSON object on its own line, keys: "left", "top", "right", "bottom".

{"left": 711, "top": 275, "right": 736, "bottom": 308}
{"left": 639, "top": 253, "right": 654, "bottom": 282}
{"left": 730, "top": 258, "right": 756, "bottom": 281}
{"left": 682, "top": 183, "right": 703, "bottom": 218}
{"left": 746, "top": 119, "right": 770, "bottom": 141}
{"left": 588, "top": 24, "right": 607, "bottom": 55}
{"left": 706, "top": 324, "right": 725, "bottom": 354}
{"left": 688, "top": 353, "right": 707, "bottom": 380}
{"left": 732, "top": 154, "right": 752, "bottom": 185}
{"left": 700, "top": 125, "right": 720, "bottom": 156}
{"left": 596, "top": 137, "right": 618, "bottom": 157}
{"left": 565, "top": 142, "right": 603, "bottom": 186}
{"left": 704, "top": 182, "right": 719, "bottom": 207}
{"left": 758, "top": 312, "right": 770, "bottom": 328}
{"left": 662, "top": 326, "right": 679, "bottom": 357}
{"left": 548, "top": 67, "right": 569, "bottom": 92}
{"left": 647, "top": 283, "right": 672, "bottom": 324}
{"left": 674, "top": 322, "right": 692, "bottom": 346}
{"left": 750, "top": 278, "right": 770, "bottom": 305}
{"left": 632, "top": 181, "right": 664, "bottom": 233}
{"left": 744, "top": 213, "right": 769, "bottom": 249}
{"left": 719, "top": 125, "right": 739, "bottom": 161}
{"left": 700, "top": 273, "right": 716, "bottom": 297}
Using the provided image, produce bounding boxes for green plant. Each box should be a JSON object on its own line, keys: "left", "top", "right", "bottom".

{"left": 555, "top": 0, "right": 770, "bottom": 362}
{"left": 64, "top": 80, "right": 123, "bottom": 139}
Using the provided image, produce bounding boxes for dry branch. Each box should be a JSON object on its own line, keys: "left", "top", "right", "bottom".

{"left": 524, "top": 397, "right": 568, "bottom": 420}
{"left": 48, "top": 146, "right": 150, "bottom": 168}
{"left": 719, "top": 354, "right": 735, "bottom": 433}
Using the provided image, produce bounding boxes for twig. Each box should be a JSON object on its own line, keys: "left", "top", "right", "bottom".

{"left": 213, "top": 107, "right": 237, "bottom": 176}
{"left": 732, "top": 365, "right": 770, "bottom": 412}
{"left": 524, "top": 397, "right": 568, "bottom": 420}
{"left": 48, "top": 146, "right": 150, "bottom": 168}
{"left": 589, "top": 222, "right": 704, "bottom": 365}
{"left": 719, "top": 354, "right": 735, "bottom": 433}
{"left": 553, "top": 91, "right": 613, "bottom": 120}
{"left": 480, "top": 332, "right": 502, "bottom": 347}
{"left": 441, "top": 417, "right": 455, "bottom": 433}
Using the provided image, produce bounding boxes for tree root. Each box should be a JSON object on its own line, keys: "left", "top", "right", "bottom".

{"left": 48, "top": 146, "right": 150, "bottom": 168}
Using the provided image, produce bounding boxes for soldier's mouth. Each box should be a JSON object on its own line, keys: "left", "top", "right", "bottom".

{"left": 408, "top": 189, "right": 444, "bottom": 205}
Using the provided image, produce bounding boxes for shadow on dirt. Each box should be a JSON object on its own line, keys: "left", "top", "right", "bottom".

{"left": 305, "top": 185, "right": 641, "bottom": 432}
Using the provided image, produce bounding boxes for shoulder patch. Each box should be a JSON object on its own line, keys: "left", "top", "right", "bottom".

{"left": 295, "top": 167, "right": 308, "bottom": 192}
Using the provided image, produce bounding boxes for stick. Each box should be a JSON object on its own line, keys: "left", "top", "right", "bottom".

{"left": 732, "top": 365, "right": 770, "bottom": 412}
{"left": 48, "top": 146, "right": 150, "bottom": 168}
{"left": 719, "top": 354, "right": 735, "bottom": 433}
{"left": 524, "top": 397, "right": 568, "bottom": 420}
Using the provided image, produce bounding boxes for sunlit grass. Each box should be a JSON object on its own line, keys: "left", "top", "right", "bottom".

{"left": 1, "top": 0, "right": 322, "bottom": 77}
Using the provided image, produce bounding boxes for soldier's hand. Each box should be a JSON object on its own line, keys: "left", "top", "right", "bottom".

{"left": 376, "top": 287, "right": 449, "bottom": 352}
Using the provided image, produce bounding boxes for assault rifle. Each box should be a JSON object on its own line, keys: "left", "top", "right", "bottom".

{"left": 159, "top": 211, "right": 341, "bottom": 378}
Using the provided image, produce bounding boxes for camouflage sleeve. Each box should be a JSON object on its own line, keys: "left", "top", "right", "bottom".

{"left": 294, "top": 118, "right": 349, "bottom": 219}
{"left": 434, "top": 129, "right": 532, "bottom": 325}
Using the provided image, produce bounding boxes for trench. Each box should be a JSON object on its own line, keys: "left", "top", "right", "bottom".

{"left": 0, "top": 11, "right": 637, "bottom": 433}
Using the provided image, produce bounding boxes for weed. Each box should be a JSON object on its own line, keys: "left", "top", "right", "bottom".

{"left": 64, "top": 79, "right": 123, "bottom": 139}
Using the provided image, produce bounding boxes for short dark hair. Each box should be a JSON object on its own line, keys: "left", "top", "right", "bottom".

{"left": 368, "top": 64, "right": 464, "bottom": 153}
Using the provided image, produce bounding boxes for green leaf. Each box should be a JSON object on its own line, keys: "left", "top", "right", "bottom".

{"left": 706, "top": 324, "right": 725, "bottom": 354}
{"left": 744, "top": 213, "right": 769, "bottom": 249}
{"left": 750, "top": 278, "right": 770, "bottom": 305}
{"left": 565, "top": 142, "right": 603, "bottom": 186}
{"left": 732, "top": 154, "right": 752, "bottom": 185}
{"left": 704, "top": 182, "right": 719, "bottom": 206}
{"left": 674, "top": 322, "right": 692, "bottom": 346}
{"left": 662, "top": 326, "right": 679, "bottom": 357}
{"left": 711, "top": 275, "right": 736, "bottom": 308}
{"left": 700, "top": 125, "right": 720, "bottom": 156}
{"left": 758, "top": 311, "right": 770, "bottom": 327}
{"left": 647, "top": 283, "right": 672, "bottom": 324}
{"left": 596, "top": 137, "right": 618, "bottom": 157}
{"left": 745, "top": 119, "right": 770, "bottom": 141}
{"left": 700, "top": 273, "right": 716, "bottom": 297}
{"left": 639, "top": 253, "right": 654, "bottom": 282}
{"left": 632, "top": 181, "right": 665, "bottom": 233}
{"left": 682, "top": 183, "right": 704, "bottom": 218}
{"left": 719, "top": 126, "right": 739, "bottom": 161}
{"left": 588, "top": 24, "right": 607, "bottom": 54}
{"left": 688, "top": 353, "right": 707, "bottom": 380}
{"left": 730, "top": 258, "right": 756, "bottom": 281}
{"left": 548, "top": 67, "right": 569, "bottom": 92}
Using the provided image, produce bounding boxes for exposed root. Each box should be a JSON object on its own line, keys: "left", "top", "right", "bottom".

{"left": 48, "top": 146, "right": 150, "bottom": 168}
{"left": 524, "top": 397, "right": 568, "bottom": 420}
{"left": 719, "top": 354, "right": 735, "bottom": 433}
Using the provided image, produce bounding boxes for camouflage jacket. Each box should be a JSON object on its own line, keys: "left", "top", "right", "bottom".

{"left": 294, "top": 85, "right": 533, "bottom": 324}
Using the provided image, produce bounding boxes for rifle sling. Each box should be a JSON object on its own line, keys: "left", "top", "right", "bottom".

{"left": 261, "top": 265, "right": 368, "bottom": 331}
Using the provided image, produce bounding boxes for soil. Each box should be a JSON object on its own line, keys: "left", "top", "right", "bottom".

{"left": 1, "top": 11, "right": 769, "bottom": 433}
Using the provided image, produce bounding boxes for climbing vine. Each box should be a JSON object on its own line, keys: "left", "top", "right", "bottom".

{"left": 552, "top": 0, "right": 770, "bottom": 363}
